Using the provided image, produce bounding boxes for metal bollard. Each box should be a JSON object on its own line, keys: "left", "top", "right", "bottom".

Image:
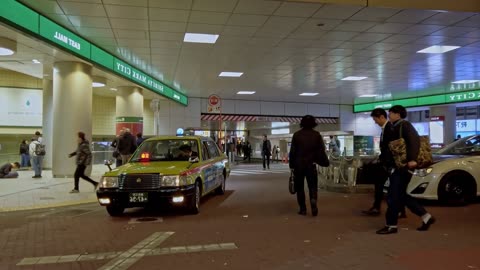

{"left": 333, "top": 166, "right": 339, "bottom": 184}
{"left": 347, "top": 166, "right": 357, "bottom": 187}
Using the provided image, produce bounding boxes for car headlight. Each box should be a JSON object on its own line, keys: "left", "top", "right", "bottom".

{"left": 161, "top": 175, "right": 187, "bottom": 186}
{"left": 414, "top": 168, "right": 433, "bottom": 177}
{"left": 100, "top": 176, "right": 118, "bottom": 188}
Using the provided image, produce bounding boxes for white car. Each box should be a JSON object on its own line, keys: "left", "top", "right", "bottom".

{"left": 407, "top": 135, "right": 480, "bottom": 204}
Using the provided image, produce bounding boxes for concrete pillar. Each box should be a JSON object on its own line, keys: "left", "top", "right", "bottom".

{"left": 115, "top": 86, "right": 143, "bottom": 136}
{"left": 429, "top": 105, "right": 456, "bottom": 145}
{"left": 42, "top": 78, "right": 53, "bottom": 169}
{"left": 52, "top": 62, "right": 93, "bottom": 177}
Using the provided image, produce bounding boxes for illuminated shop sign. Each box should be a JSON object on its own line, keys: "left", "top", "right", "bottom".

{"left": 354, "top": 89, "right": 480, "bottom": 113}
{"left": 0, "top": 0, "right": 188, "bottom": 106}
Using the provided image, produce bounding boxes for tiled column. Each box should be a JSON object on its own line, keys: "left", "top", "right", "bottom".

{"left": 115, "top": 86, "right": 143, "bottom": 136}
{"left": 430, "top": 105, "right": 456, "bottom": 145}
{"left": 42, "top": 77, "right": 53, "bottom": 169}
{"left": 52, "top": 62, "right": 93, "bottom": 177}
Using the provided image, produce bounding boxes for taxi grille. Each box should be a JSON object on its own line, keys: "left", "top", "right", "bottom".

{"left": 119, "top": 174, "right": 161, "bottom": 190}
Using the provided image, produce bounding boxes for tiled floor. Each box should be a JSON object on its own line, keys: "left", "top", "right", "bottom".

{"left": 0, "top": 164, "right": 108, "bottom": 212}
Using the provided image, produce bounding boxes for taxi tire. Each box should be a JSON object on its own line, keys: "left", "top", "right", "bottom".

{"left": 106, "top": 205, "right": 124, "bottom": 216}
{"left": 188, "top": 181, "right": 200, "bottom": 215}
{"left": 215, "top": 174, "right": 226, "bottom": 195}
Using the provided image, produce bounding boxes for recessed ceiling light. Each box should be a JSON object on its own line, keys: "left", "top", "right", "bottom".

{"left": 32, "top": 59, "right": 41, "bottom": 64}
{"left": 92, "top": 76, "right": 106, "bottom": 88}
{"left": 219, "top": 72, "right": 243, "bottom": 77}
{"left": 299, "top": 93, "right": 319, "bottom": 96}
{"left": 237, "top": 91, "right": 255, "bottom": 95}
{"left": 359, "top": 94, "right": 378, "bottom": 97}
{"left": 110, "top": 88, "right": 117, "bottom": 91}
{"left": 342, "top": 76, "right": 368, "bottom": 81}
{"left": 452, "top": 80, "right": 479, "bottom": 84}
{"left": 417, "top": 45, "right": 460, "bottom": 54}
{"left": 183, "top": 33, "right": 219, "bottom": 44}
{"left": 0, "top": 37, "right": 16, "bottom": 56}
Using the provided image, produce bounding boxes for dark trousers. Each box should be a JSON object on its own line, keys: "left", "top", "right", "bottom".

{"left": 369, "top": 163, "right": 405, "bottom": 214}
{"left": 294, "top": 166, "right": 318, "bottom": 211}
{"left": 115, "top": 158, "right": 122, "bottom": 168}
{"left": 262, "top": 154, "right": 270, "bottom": 168}
{"left": 74, "top": 164, "right": 98, "bottom": 190}
{"left": 386, "top": 168, "right": 427, "bottom": 226}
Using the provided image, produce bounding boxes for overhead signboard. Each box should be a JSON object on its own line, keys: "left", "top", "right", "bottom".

{"left": 0, "top": 0, "right": 188, "bottom": 106}
{"left": 354, "top": 89, "right": 480, "bottom": 113}
{"left": 39, "top": 16, "right": 91, "bottom": 59}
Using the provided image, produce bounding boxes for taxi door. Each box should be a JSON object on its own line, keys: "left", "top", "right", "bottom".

{"left": 203, "top": 140, "right": 223, "bottom": 192}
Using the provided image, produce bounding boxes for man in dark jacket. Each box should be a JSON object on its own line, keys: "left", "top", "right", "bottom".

{"left": 118, "top": 128, "right": 137, "bottom": 165}
{"left": 261, "top": 135, "right": 272, "bottom": 170}
{"left": 362, "top": 108, "right": 406, "bottom": 218}
{"left": 68, "top": 132, "right": 98, "bottom": 193}
{"left": 377, "top": 105, "right": 435, "bottom": 234}
{"left": 289, "top": 115, "right": 330, "bottom": 216}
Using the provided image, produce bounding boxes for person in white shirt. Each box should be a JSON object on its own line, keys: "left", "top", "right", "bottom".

{"left": 29, "top": 137, "right": 42, "bottom": 178}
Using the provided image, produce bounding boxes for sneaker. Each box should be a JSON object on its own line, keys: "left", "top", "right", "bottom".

{"left": 69, "top": 189, "right": 79, "bottom": 194}
{"left": 417, "top": 217, "right": 436, "bottom": 231}
{"left": 376, "top": 226, "right": 398, "bottom": 235}
{"left": 298, "top": 209, "right": 307, "bottom": 216}
{"left": 362, "top": 207, "right": 380, "bottom": 216}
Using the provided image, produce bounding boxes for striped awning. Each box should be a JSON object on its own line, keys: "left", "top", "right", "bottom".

{"left": 201, "top": 114, "right": 337, "bottom": 124}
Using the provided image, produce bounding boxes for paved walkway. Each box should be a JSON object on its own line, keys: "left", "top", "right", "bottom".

{"left": 0, "top": 165, "right": 108, "bottom": 212}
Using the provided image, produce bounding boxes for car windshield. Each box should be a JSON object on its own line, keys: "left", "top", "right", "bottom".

{"left": 435, "top": 135, "right": 480, "bottom": 155}
{"left": 130, "top": 139, "right": 199, "bottom": 162}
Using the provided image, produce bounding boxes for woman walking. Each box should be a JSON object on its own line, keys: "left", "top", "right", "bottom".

{"left": 68, "top": 132, "right": 98, "bottom": 193}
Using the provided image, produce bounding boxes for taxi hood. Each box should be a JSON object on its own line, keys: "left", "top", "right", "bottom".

{"left": 105, "top": 161, "right": 193, "bottom": 176}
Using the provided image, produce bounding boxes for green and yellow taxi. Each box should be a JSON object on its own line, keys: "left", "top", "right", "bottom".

{"left": 96, "top": 135, "right": 230, "bottom": 216}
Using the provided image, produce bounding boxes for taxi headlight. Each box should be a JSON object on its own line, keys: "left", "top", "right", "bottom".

{"left": 162, "top": 175, "right": 188, "bottom": 186}
{"left": 414, "top": 168, "right": 433, "bottom": 177}
{"left": 100, "top": 176, "right": 118, "bottom": 188}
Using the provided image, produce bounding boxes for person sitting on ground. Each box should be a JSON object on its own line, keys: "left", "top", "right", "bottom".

{"left": 0, "top": 162, "right": 20, "bottom": 178}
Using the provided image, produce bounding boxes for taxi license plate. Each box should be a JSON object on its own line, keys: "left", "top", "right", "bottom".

{"left": 129, "top": 192, "right": 148, "bottom": 203}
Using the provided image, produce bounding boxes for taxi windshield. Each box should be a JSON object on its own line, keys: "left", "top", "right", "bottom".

{"left": 130, "top": 139, "right": 199, "bottom": 162}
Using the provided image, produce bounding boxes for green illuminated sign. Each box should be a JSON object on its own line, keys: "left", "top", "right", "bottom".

{"left": 0, "top": 0, "right": 188, "bottom": 106}
{"left": 39, "top": 16, "right": 91, "bottom": 59}
{"left": 91, "top": 45, "right": 114, "bottom": 70}
{"left": 354, "top": 89, "right": 480, "bottom": 113}
{"left": 0, "top": 0, "right": 38, "bottom": 33}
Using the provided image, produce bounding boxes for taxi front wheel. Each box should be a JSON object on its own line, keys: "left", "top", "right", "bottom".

{"left": 187, "top": 182, "right": 200, "bottom": 215}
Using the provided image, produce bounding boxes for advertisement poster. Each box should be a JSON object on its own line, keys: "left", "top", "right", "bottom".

{"left": 429, "top": 121, "right": 444, "bottom": 144}
{"left": 412, "top": 122, "right": 429, "bottom": 136}
{"left": 0, "top": 87, "right": 42, "bottom": 127}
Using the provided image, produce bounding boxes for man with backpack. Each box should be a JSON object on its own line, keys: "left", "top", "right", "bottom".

{"left": 29, "top": 137, "right": 45, "bottom": 178}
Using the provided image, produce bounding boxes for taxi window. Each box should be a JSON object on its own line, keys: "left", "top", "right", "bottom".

{"left": 202, "top": 142, "right": 210, "bottom": 160}
{"left": 130, "top": 139, "right": 199, "bottom": 162}
{"left": 206, "top": 141, "right": 219, "bottom": 158}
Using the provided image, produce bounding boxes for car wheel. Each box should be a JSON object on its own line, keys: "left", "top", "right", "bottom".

{"left": 106, "top": 205, "right": 124, "bottom": 216}
{"left": 215, "top": 174, "right": 226, "bottom": 195}
{"left": 438, "top": 171, "right": 476, "bottom": 205}
{"left": 188, "top": 181, "right": 200, "bottom": 214}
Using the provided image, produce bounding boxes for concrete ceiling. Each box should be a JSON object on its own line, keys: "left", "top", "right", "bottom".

{"left": 9, "top": 0, "right": 480, "bottom": 105}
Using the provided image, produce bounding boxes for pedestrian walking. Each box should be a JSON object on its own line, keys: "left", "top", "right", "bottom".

{"left": 376, "top": 105, "right": 435, "bottom": 234}
{"left": 362, "top": 108, "right": 406, "bottom": 218}
{"left": 68, "top": 132, "right": 98, "bottom": 193}
{"left": 262, "top": 135, "right": 272, "bottom": 170}
{"left": 289, "top": 115, "right": 329, "bottom": 216}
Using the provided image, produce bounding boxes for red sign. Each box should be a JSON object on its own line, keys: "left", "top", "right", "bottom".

{"left": 208, "top": 95, "right": 220, "bottom": 106}
{"left": 430, "top": 116, "right": 445, "bottom": 121}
